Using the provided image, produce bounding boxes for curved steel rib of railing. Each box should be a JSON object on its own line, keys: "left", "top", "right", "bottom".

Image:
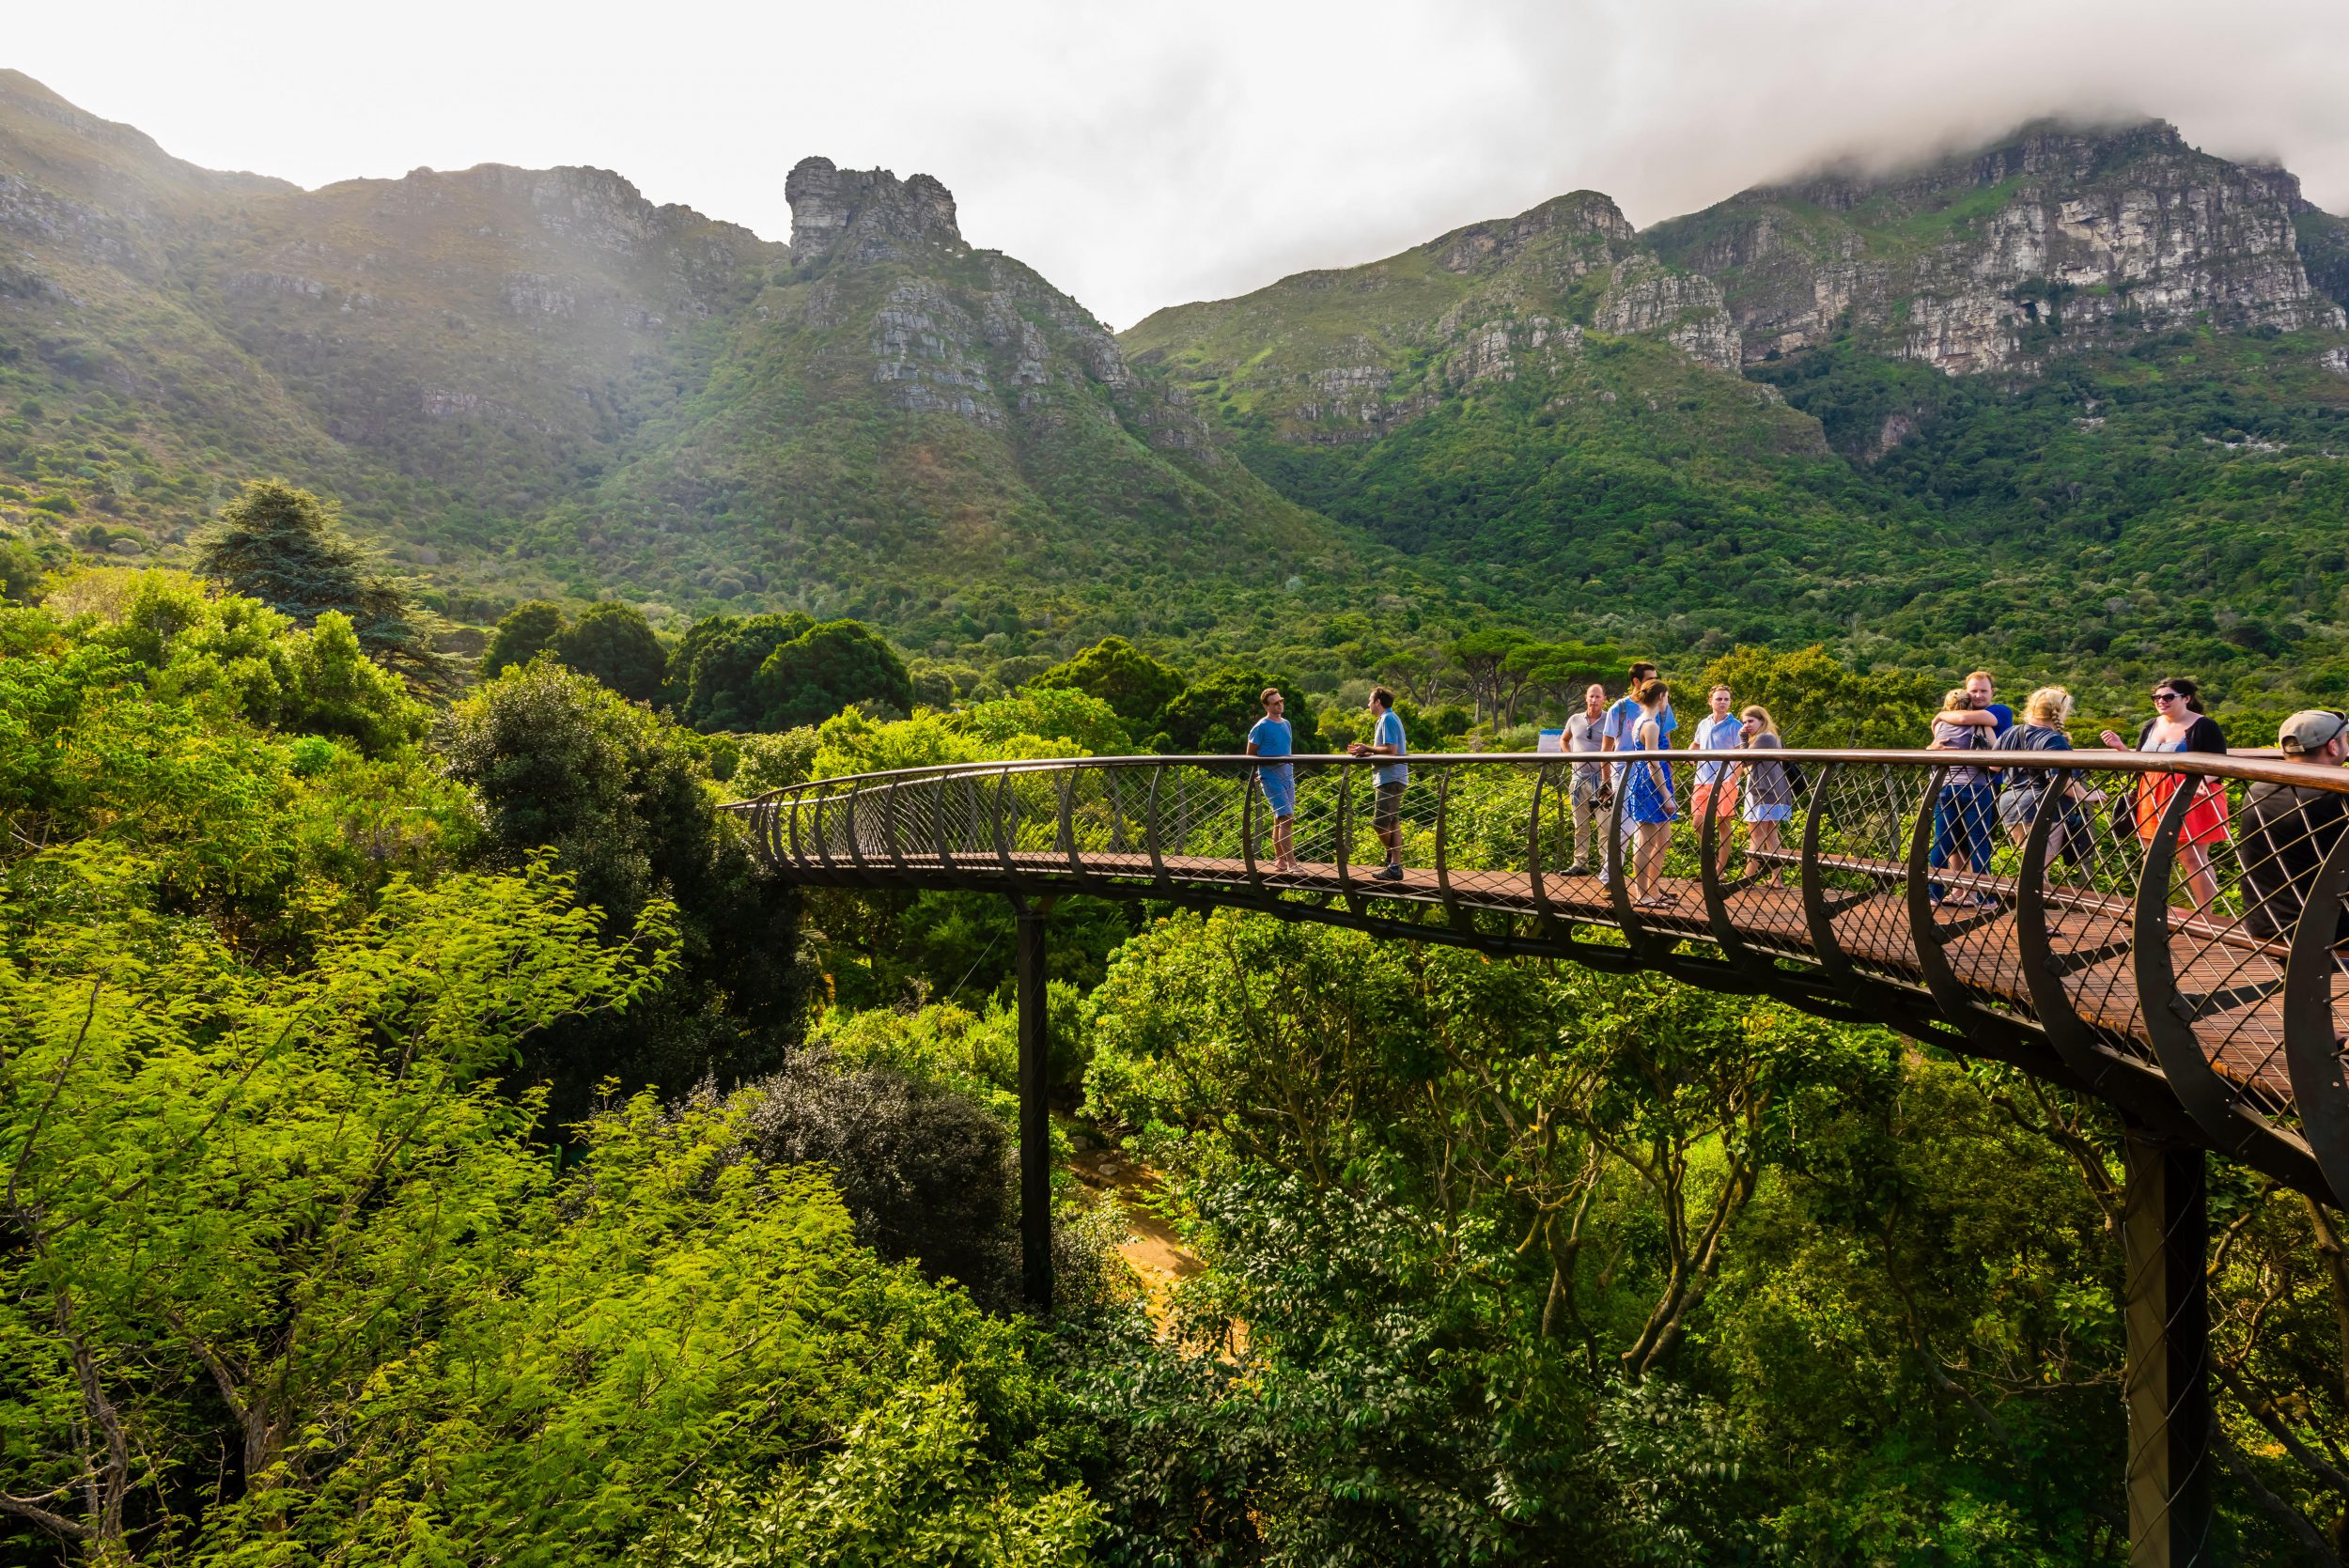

{"left": 723, "top": 748, "right": 2349, "bottom": 1205}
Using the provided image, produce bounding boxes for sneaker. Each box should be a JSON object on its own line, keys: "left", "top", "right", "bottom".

{"left": 1372, "top": 863, "right": 1405, "bottom": 881}
{"left": 1563, "top": 862, "right": 1595, "bottom": 877}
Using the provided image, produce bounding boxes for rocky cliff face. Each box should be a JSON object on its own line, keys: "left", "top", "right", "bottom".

{"left": 1645, "top": 119, "right": 2346, "bottom": 374}
{"left": 786, "top": 156, "right": 961, "bottom": 266}
{"left": 549, "top": 154, "right": 1347, "bottom": 617}
{"left": 774, "top": 157, "right": 1205, "bottom": 450}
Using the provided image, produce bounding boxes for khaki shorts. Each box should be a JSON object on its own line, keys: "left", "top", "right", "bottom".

{"left": 1373, "top": 780, "right": 1406, "bottom": 832}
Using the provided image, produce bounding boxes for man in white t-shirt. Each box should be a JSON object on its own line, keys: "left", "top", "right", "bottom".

{"left": 1561, "top": 683, "right": 1608, "bottom": 875}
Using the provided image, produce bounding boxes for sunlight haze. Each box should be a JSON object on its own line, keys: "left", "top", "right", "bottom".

{"left": 16, "top": 0, "right": 2349, "bottom": 326}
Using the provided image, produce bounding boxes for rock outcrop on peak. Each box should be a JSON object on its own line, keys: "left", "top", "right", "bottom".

{"left": 1646, "top": 118, "right": 2346, "bottom": 374}
{"left": 1424, "top": 190, "right": 1637, "bottom": 275}
{"left": 786, "top": 156, "right": 962, "bottom": 267}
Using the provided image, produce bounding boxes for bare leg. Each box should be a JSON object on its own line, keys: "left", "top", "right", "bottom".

{"left": 1637, "top": 821, "right": 1669, "bottom": 902}
{"left": 1274, "top": 815, "right": 1295, "bottom": 871}
{"left": 2178, "top": 842, "right": 2219, "bottom": 911}
{"left": 1747, "top": 818, "right": 1782, "bottom": 879}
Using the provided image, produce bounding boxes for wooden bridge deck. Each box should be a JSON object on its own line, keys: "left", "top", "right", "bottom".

{"left": 867, "top": 848, "right": 2298, "bottom": 1100}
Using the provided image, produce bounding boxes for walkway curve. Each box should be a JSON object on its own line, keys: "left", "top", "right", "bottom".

{"left": 725, "top": 749, "right": 2349, "bottom": 1205}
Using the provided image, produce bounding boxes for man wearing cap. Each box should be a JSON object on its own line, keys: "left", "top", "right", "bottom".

{"left": 2240, "top": 710, "right": 2349, "bottom": 947}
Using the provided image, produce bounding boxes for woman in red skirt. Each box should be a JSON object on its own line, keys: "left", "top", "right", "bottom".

{"left": 2102, "top": 676, "right": 2228, "bottom": 912}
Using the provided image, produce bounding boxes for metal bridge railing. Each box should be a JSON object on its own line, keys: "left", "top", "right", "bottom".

{"left": 725, "top": 748, "right": 2349, "bottom": 1212}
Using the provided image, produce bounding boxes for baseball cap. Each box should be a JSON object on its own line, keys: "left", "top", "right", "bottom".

{"left": 2278, "top": 710, "right": 2349, "bottom": 756}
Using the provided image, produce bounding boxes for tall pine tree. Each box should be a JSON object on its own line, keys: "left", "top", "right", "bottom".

{"left": 194, "top": 480, "right": 453, "bottom": 686}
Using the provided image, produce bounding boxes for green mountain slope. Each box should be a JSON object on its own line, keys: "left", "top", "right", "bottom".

{"left": 518, "top": 158, "right": 1412, "bottom": 654}
{"left": 0, "top": 68, "right": 778, "bottom": 588}
{"left": 1121, "top": 192, "right": 1948, "bottom": 647}
{"left": 0, "top": 75, "right": 1447, "bottom": 657}
{"left": 1123, "top": 119, "right": 2349, "bottom": 681}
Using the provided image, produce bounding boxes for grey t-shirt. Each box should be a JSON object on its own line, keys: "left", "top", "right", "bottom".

{"left": 1932, "top": 717, "right": 1990, "bottom": 786}
{"left": 1741, "top": 732, "right": 1791, "bottom": 806}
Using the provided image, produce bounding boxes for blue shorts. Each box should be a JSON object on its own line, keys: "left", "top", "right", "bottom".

{"left": 1258, "top": 764, "right": 1295, "bottom": 818}
{"left": 1744, "top": 804, "right": 1792, "bottom": 823}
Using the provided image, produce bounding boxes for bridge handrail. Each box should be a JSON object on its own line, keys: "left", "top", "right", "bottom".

{"left": 722, "top": 747, "right": 2349, "bottom": 805}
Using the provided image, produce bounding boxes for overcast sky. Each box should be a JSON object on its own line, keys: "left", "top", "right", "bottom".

{"left": 14, "top": 0, "right": 2349, "bottom": 327}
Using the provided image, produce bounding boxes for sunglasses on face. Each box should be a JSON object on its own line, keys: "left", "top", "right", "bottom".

{"left": 2152, "top": 691, "right": 2181, "bottom": 702}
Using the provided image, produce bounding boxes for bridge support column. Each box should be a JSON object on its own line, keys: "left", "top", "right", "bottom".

{"left": 1015, "top": 897, "right": 1054, "bottom": 1314}
{"left": 2123, "top": 1134, "right": 2212, "bottom": 1566}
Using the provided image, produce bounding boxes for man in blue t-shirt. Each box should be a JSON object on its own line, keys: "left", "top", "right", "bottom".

{"left": 1245, "top": 686, "right": 1299, "bottom": 873}
{"left": 1966, "top": 671, "right": 2015, "bottom": 736}
{"left": 1599, "top": 660, "right": 1678, "bottom": 752}
{"left": 1347, "top": 686, "right": 1408, "bottom": 881}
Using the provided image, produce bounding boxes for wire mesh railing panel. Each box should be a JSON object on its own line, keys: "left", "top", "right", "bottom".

{"left": 1157, "top": 764, "right": 1252, "bottom": 874}
{"left": 1920, "top": 758, "right": 2036, "bottom": 1026}
{"left": 1064, "top": 766, "right": 1138, "bottom": 868}
{"left": 2020, "top": 761, "right": 2155, "bottom": 1062}
{"left": 1439, "top": 765, "right": 1540, "bottom": 910}
{"left": 1714, "top": 753, "right": 1810, "bottom": 956}
{"left": 2163, "top": 773, "right": 2296, "bottom": 1119}
{"left": 1527, "top": 758, "right": 1610, "bottom": 907}
{"left": 1814, "top": 761, "right": 1931, "bottom": 986}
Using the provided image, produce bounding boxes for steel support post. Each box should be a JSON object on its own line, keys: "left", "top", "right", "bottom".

{"left": 2123, "top": 1134, "right": 2212, "bottom": 1566}
{"left": 1015, "top": 897, "right": 1054, "bottom": 1314}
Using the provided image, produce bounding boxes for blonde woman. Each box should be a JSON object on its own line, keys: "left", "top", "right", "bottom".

{"left": 1993, "top": 686, "right": 2102, "bottom": 864}
{"left": 1736, "top": 705, "right": 1792, "bottom": 880}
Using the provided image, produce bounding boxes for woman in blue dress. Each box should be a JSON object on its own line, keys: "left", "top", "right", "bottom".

{"left": 1623, "top": 679, "right": 1678, "bottom": 907}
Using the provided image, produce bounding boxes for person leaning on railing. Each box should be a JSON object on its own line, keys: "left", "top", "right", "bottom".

{"left": 1735, "top": 706, "right": 1791, "bottom": 883}
{"left": 1346, "top": 686, "right": 1408, "bottom": 881}
{"left": 2240, "top": 709, "right": 2349, "bottom": 949}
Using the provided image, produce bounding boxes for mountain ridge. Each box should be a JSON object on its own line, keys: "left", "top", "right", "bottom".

{"left": 0, "top": 72, "right": 1428, "bottom": 660}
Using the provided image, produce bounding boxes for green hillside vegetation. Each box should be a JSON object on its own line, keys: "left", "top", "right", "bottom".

{"left": 1226, "top": 333, "right": 1921, "bottom": 650}
{"left": 0, "top": 72, "right": 1473, "bottom": 671}
{"left": 519, "top": 228, "right": 1400, "bottom": 651}
{"left": 1751, "top": 326, "right": 2349, "bottom": 697}
{"left": 7, "top": 525, "right": 2349, "bottom": 1560}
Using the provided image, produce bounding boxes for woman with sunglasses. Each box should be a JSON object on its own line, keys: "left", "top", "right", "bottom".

{"left": 2101, "top": 676, "right": 2229, "bottom": 909}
